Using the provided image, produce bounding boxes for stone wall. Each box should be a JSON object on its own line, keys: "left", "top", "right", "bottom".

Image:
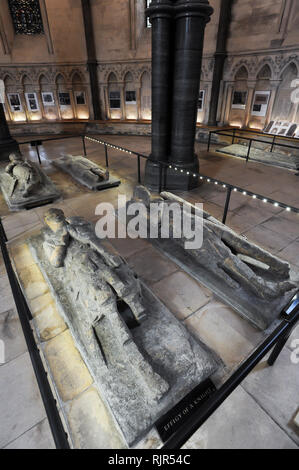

{"left": 0, "top": 0, "right": 299, "bottom": 134}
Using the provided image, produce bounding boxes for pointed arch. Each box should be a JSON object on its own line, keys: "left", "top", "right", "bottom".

{"left": 257, "top": 64, "right": 272, "bottom": 80}
{"left": 234, "top": 65, "right": 249, "bottom": 81}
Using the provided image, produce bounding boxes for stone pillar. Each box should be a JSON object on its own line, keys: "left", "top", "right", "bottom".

{"left": 81, "top": 0, "right": 102, "bottom": 120}
{"left": 144, "top": 0, "right": 173, "bottom": 189}
{"left": 0, "top": 103, "right": 19, "bottom": 161}
{"left": 166, "top": 0, "right": 213, "bottom": 190}
{"left": 208, "top": 0, "right": 233, "bottom": 126}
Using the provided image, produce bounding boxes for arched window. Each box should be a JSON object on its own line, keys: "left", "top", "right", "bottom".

{"left": 8, "top": 0, "right": 44, "bottom": 35}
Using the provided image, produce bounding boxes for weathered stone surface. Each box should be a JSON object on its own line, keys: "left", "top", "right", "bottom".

{"left": 53, "top": 154, "right": 120, "bottom": 191}
{"left": 28, "top": 209, "right": 219, "bottom": 445}
{"left": 33, "top": 301, "right": 67, "bottom": 342}
{"left": 43, "top": 330, "right": 93, "bottom": 402}
{"left": 66, "top": 387, "right": 125, "bottom": 449}
{"left": 9, "top": 243, "right": 37, "bottom": 270}
{"left": 217, "top": 144, "right": 299, "bottom": 170}
{"left": 0, "top": 153, "right": 60, "bottom": 211}
{"left": 17, "top": 264, "right": 49, "bottom": 300}
{"left": 129, "top": 187, "right": 299, "bottom": 330}
{"left": 294, "top": 412, "right": 299, "bottom": 428}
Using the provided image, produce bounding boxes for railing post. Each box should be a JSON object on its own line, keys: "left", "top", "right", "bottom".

{"left": 36, "top": 144, "right": 41, "bottom": 165}
{"left": 222, "top": 186, "right": 232, "bottom": 225}
{"left": 232, "top": 128, "right": 236, "bottom": 144}
{"left": 246, "top": 140, "right": 252, "bottom": 163}
{"left": 207, "top": 131, "right": 212, "bottom": 152}
{"left": 82, "top": 136, "right": 87, "bottom": 156}
{"left": 137, "top": 155, "right": 141, "bottom": 184}
{"left": 158, "top": 162, "right": 163, "bottom": 194}
{"left": 105, "top": 144, "right": 109, "bottom": 168}
{"left": 270, "top": 135, "right": 276, "bottom": 152}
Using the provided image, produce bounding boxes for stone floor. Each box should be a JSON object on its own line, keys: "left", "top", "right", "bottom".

{"left": 0, "top": 134, "right": 298, "bottom": 449}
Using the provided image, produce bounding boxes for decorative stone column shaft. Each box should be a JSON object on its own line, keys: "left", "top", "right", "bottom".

{"left": 144, "top": 0, "right": 173, "bottom": 189}
{"left": 167, "top": 0, "right": 213, "bottom": 189}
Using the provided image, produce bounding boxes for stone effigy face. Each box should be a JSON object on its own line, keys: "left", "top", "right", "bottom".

{"left": 28, "top": 208, "right": 219, "bottom": 446}
{"left": 53, "top": 154, "right": 120, "bottom": 190}
{"left": 128, "top": 186, "right": 298, "bottom": 330}
{"left": 0, "top": 153, "right": 60, "bottom": 210}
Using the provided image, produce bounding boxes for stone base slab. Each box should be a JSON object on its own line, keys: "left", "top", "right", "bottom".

{"left": 0, "top": 165, "right": 61, "bottom": 211}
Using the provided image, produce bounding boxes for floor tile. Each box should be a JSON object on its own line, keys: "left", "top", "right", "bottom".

{"left": 152, "top": 271, "right": 212, "bottom": 320}
{"left": 0, "top": 309, "right": 27, "bottom": 364}
{"left": 127, "top": 246, "right": 179, "bottom": 284}
{"left": 3, "top": 419, "right": 55, "bottom": 450}
{"left": 242, "top": 225, "right": 293, "bottom": 253}
{"left": 0, "top": 352, "right": 46, "bottom": 448}
{"left": 242, "top": 348, "right": 299, "bottom": 444}
{"left": 183, "top": 387, "right": 297, "bottom": 449}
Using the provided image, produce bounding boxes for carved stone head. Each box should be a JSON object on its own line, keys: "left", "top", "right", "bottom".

{"left": 9, "top": 153, "right": 23, "bottom": 162}
{"left": 44, "top": 208, "right": 66, "bottom": 233}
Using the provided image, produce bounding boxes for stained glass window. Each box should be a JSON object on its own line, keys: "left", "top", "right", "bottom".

{"left": 9, "top": 0, "right": 44, "bottom": 35}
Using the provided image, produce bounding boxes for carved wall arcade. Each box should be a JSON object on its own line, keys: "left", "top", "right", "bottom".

{"left": 219, "top": 52, "right": 299, "bottom": 129}
{"left": 0, "top": 65, "right": 90, "bottom": 123}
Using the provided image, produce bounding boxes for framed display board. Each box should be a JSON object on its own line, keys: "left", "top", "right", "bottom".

{"left": 198, "top": 90, "right": 205, "bottom": 111}
{"left": 25, "top": 92, "right": 39, "bottom": 112}
{"left": 8, "top": 93, "right": 22, "bottom": 112}
{"left": 232, "top": 90, "right": 247, "bottom": 109}
{"left": 75, "top": 91, "right": 86, "bottom": 105}
{"left": 42, "top": 92, "right": 55, "bottom": 106}
{"left": 58, "top": 92, "right": 71, "bottom": 106}
{"left": 251, "top": 91, "right": 270, "bottom": 117}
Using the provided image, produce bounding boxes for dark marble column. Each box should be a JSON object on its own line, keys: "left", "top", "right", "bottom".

{"left": 81, "top": 0, "right": 101, "bottom": 120}
{"left": 0, "top": 104, "right": 19, "bottom": 162}
{"left": 144, "top": 0, "right": 174, "bottom": 190}
{"left": 166, "top": 0, "right": 213, "bottom": 190}
{"left": 208, "top": 0, "right": 233, "bottom": 126}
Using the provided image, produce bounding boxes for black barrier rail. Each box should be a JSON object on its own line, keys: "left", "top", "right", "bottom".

{"left": 84, "top": 135, "right": 299, "bottom": 225}
{"left": 207, "top": 127, "right": 299, "bottom": 162}
{"left": 0, "top": 220, "right": 70, "bottom": 449}
{"left": 162, "top": 299, "right": 299, "bottom": 449}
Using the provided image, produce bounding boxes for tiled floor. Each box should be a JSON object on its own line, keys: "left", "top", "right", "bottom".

{"left": 0, "top": 134, "right": 298, "bottom": 449}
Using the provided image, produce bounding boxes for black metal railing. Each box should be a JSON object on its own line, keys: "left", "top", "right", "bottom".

{"left": 207, "top": 127, "right": 299, "bottom": 164}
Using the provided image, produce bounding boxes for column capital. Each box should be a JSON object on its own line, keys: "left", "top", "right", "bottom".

{"left": 147, "top": 0, "right": 173, "bottom": 21}
{"left": 174, "top": 0, "right": 213, "bottom": 22}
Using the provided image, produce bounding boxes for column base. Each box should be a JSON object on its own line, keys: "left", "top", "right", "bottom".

{"left": 144, "top": 156, "right": 200, "bottom": 192}
{"left": 0, "top": 138, "right": 20, "bottom": 162}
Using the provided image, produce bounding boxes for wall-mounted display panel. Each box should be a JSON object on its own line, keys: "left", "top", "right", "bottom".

{"left": 251, "top": 91, "right": 270, "bottom": 117}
